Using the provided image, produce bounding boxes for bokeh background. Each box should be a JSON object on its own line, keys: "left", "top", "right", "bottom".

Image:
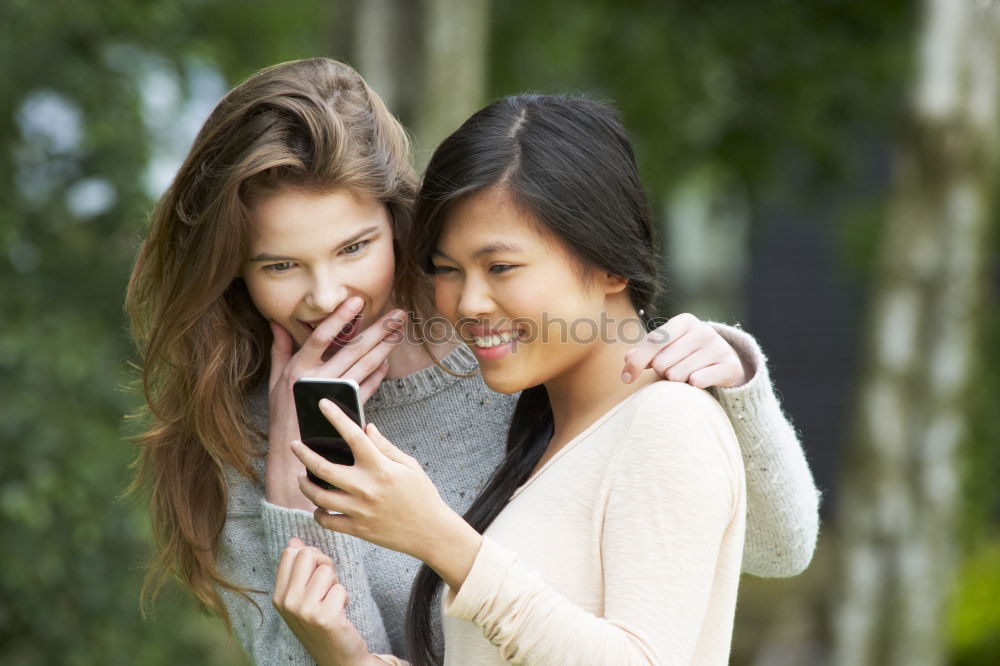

{"left": 1, "top": 1, "right": 998, "bottom": 664}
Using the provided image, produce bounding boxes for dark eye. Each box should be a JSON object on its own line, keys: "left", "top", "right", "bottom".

{"left": 490, "top": 264, "right": 516, "bottom": 274}
{"left": 431, "top": 264, "right": 458, "bottom": 275}
{"left": 343, "top": 240, "right": 369, "bottom": 255}
{"left": 264, "top": 261, "right": 295, "bottom": 273}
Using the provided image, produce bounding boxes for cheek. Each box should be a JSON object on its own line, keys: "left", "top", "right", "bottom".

{"left": 368, "top": 245, "right": 397, "bottom": 301}
{"left": 434, "top": 279, "right": 461, "bottom": 322}
{"left": 243, "top": 276, "right": 291, "bottom": 321}
{"left": 241, "top": 275, "right": 270, "bottom": 317}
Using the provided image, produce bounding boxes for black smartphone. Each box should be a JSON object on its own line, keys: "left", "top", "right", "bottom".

{"left": 292, "top": 377, "right": 365, "bottom": 490}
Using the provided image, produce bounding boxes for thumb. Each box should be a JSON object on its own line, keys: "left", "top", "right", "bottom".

{"left": 366, "top": 423, "right": 414, "bottom": 467}
{"left": 287, "top": 537, "right": 306, "bottom": 548}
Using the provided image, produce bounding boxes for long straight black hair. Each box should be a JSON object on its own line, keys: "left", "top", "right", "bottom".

{"left": 402, "top": 95, "right": 659, "bottom": 665}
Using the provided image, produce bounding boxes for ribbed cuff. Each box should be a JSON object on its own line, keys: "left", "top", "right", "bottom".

{"left": 260, "top": 499, "right": 395, "bottom": 652}
{"left": 259, "top": 499, "right": 366, "bottom": 569}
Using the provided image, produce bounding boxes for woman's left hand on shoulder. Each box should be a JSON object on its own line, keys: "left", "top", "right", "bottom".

{"left": 622, "top": 312, "right": 751, "bottom": 389}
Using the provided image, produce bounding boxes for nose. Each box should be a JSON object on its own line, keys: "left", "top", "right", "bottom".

{"left": 456, "top": 273, "right": 495, "bottom": 320}
{"left": 305, "top": 267, "right": 349, "bottom": 314}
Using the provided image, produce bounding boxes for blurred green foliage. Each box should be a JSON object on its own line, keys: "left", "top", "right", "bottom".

{"left": 1, "top": 0, "right": 997, "bottom": 664}
{"left": 0, "top": 1, "right": 334, "bottom": 663}
{"left": 491, "top": 0, "right": 915, "bottom": 206}
{"left": 950, "top": 537, "right": 1000, "bottom": 665}
{"left": 950, "top": 223, "right": 1000, "bottom": 664}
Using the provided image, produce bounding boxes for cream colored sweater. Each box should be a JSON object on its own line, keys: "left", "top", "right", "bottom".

{"left": 439, "top": 381, "right": 745, "bottom": 665}
{"left": 374, "top": 381, "right": 745, "bottom": 666}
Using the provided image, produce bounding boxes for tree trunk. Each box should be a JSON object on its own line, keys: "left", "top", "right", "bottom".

{"left": 413, "top": 0, "right": 491, "bottom": 167}
{"left": 665, "top": 164, "right": 749, "bottom": 322}
{"left": 353, "top": 0, "right": 422, "bottom": 127}
{"left": 833, "top": 2, "right": 1000, "bottom": 665}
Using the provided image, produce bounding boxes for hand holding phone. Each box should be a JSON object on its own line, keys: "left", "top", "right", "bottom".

{"left": 293, "top": 378, "right": 365, "bottom": 490}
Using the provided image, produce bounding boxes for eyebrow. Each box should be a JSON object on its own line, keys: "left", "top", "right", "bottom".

{"left": 432, "top": 241, "right": 525, "bottom": 262}
{"left": 247, "top": 226, "right": 380, "bottom": 263}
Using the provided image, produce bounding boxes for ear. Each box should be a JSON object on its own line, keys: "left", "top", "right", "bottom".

{"left": 601, "top": 272, "right": 629, "bottom": 295}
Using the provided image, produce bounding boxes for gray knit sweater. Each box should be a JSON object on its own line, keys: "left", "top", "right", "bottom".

{"left": 217, "top": 323, "right": 819, "bottom": 664}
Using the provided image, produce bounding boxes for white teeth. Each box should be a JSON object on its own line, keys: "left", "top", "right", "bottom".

{"left": 474, "top": 331, "right": 518, "bottom": 348}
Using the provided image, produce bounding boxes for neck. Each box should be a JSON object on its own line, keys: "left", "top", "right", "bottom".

{"left": 544, "top": 306, "right": 656, "bottom": 447}
{"left": 385, "top": 319, "right": 460, "bottom": 379}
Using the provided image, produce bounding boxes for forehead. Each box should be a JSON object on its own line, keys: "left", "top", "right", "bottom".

{"left": 437, "top": 188, "right": 558, "bottom": 254}
{"left": 249, "top": 187, "right": 390, "bottom": 240}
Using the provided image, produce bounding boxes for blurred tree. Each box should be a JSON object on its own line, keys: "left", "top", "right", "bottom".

{"left": 352, "top": 0, "right": 491, "bottom": 166}
{"left": 413, "top": 0, "right": 491, "bottom": 165}
{"left": 354, "top": 0, "right": 422, "bottom": 128}
{"left": 490, "top": 0, "right": 914, "bottom": 211}
{"left": 833, "top": 2, "right": 1000, "bottom": 665}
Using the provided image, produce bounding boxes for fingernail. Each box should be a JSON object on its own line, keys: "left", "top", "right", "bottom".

{"left": 347, "top": 296, "right": 364, "bottom": 311}
{"left": 621, "top": 372, "right": 632, "bottom": 383}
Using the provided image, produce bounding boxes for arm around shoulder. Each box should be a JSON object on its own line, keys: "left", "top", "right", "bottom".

{"left": 709, "top": 322, "right": 821, "bottom": 577}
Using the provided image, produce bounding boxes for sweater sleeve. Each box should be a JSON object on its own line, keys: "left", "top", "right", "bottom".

{"left": 216, "top": 464, "right": 392, "bottom": 665}
{"left": 708, "top": 321, "right": 821, "bottom": 577}
{"left": 445, "top": 387, "right": 744, "bottom": 665}
{"left": 261, "top": 501, "right": 393, "bottom": 650}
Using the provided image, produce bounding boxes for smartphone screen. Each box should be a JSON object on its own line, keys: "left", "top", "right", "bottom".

{"left": 292, "top": 378, "right": 365, "bottom": 490}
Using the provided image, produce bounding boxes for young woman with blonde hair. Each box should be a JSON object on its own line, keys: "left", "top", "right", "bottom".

{"left": 127, "top": 58, "right": 818, "bottom": 665}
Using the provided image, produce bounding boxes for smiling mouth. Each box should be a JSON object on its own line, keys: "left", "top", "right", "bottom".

{"left": 472, "top": 329, "right": 523, "bottom": 349}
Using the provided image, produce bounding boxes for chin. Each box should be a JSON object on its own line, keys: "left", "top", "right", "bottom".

{"left": 479, "top": 371, "right": 532, "bottom": 395}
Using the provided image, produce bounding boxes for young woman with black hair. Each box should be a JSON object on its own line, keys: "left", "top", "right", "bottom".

{"left": 285, "top": 95, "right": 797, "bottom": 665}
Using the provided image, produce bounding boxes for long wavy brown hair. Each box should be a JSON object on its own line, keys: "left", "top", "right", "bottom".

{"left": 125, "top": 58, "right": 417, "bottom": 626}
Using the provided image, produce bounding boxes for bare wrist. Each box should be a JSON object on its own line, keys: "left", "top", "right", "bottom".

{"left": 264, "top": 457, "right": 312, "bottom": 510}
{"left": 421, "top": 511, "right": 482, "bottom": 591}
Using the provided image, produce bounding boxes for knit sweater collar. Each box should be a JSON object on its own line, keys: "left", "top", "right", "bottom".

{"left": 365, "top": 343, "right": 480, "bottom": 410}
